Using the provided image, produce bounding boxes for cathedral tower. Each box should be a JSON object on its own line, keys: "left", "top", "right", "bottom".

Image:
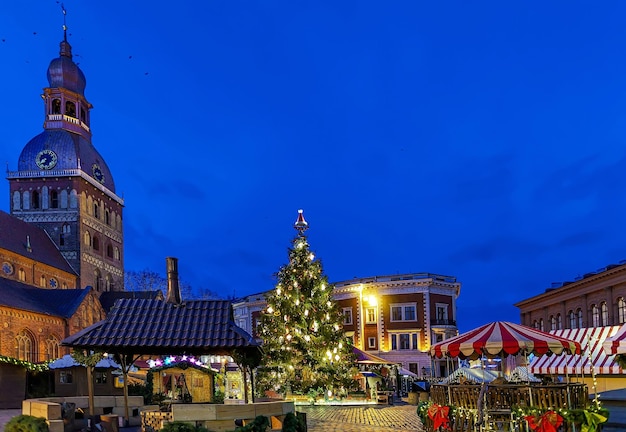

{"left": 6, "top": 32, "right": 124, "bottom": 293}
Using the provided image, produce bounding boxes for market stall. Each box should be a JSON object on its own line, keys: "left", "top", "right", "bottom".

{"left": 422, "top": 321, "right": 608, "bottom": 432}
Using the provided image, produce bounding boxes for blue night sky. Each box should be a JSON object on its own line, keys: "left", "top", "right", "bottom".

{"left": 2, "top": 1, "right": 626, "bottom": 332}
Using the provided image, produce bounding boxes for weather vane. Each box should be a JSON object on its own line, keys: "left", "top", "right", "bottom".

{"left": 294, "top": 209, "right": 309, "bottom": 235}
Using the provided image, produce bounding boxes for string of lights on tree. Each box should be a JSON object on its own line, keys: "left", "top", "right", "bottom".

{"left": 256, "top": 210, "right": 358, "bottom": 396}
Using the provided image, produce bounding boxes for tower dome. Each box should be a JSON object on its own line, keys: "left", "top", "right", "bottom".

{"left": 46, "top": 39, "right": 86, "bottom": 95}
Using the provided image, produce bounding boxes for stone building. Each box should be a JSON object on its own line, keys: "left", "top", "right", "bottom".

{"left": 6, "top": 32, "right": 124, "bottom": 293}
{"left": 0, "top": 28, "right": 119, "bottom": 393}
{"left": 515, "top": 262, "right": 626, "bottom": 330}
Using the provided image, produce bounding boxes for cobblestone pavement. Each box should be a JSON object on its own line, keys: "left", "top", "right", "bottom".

{"left": 298, "top": 404, "right": 423, "bottom": 432}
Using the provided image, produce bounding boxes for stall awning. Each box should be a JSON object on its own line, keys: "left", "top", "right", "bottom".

{"left": 530, "top": 326, "right": 623, "bottom": 375}
{"left": 358, "top": 371, "right": 381, "bottom": 378}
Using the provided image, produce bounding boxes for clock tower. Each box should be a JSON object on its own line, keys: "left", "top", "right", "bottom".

{"left": 6, "top": 33, "right": 124, "bottom": 293}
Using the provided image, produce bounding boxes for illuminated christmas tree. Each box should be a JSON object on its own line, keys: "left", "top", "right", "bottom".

{"left": 256, "top": 210, "right": 357, "bottom": 396}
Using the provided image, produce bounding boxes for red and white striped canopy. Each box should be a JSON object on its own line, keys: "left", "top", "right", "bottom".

{"left": 602, "top": 323, "right": 626, "bottom": 355}
{"left": 430, "top": 321, "right": 582, "bottom": 360}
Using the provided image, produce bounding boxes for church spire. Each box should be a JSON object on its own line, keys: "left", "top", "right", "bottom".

{"left": 59, "top": 3, "right": 72, "bottom": 58}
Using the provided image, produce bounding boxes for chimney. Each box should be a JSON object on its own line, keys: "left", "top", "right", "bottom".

{"left": 165, "top": 257, "right": 182, "bottom": 304}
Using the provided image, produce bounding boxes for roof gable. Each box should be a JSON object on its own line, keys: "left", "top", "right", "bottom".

{"left": 0, "top": 210, "right": 76, "bottom": 275}
{"left": 0, "top": 278, "right": 90, "bottom": 318}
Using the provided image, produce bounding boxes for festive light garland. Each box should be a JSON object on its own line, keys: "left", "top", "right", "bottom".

{"left": 0, "top": 355, "right": 50, "bottom": 372}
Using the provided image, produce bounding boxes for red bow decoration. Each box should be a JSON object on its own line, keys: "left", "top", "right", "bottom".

{"left": 525, "top": 410, "right": 564, "bottom": 432}
{"left": 427, "top": 403, "right": 451, "bottom": 430}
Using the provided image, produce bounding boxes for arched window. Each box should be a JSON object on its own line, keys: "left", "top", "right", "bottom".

{"left": 94, "top": 269, "right": 103, "bottom": 292}
{"left": 31, "top": 190, "right": 39, "bottom": 209}
{"left": 18, "top": 268, "right": 25, "bottom": 282}
{"left": 84, "top": 231, "right": 91, "bottom": 247}
{"left": 576, "top": 308, "right": 584, "bottom": 328}
{"left": 60, "top": 190, "right": 68, "bottom": 208}
{"left": 45, "top": 335, "right": 60, "bottom": 361}
{"left": 105, "top": 209, "right": 110, "bottom": 226}
{"left": 569, "top": 310, "right": 576, "bottom": 329}
{"left": 114, "top": 247, "right": 120, "bottom": 260}
{"left": 80, "top": 107, "right": 86, "bottom": 122}
{"left": 550, "top": 316, "right": 556, "bottom": 331}
{"left": 557, "top": 313, "right": 562, "bottom": 330}
{"left": 532, "top": 320, "right": 538, "bottom": 329}
{"left": 592, "top": 304, "right": 600, "bottom": 327}
{"left": 16, "top": 330, "right": 35, "bottom": 362}
{"left": 12, "top": 191, "right": 20, "bottom": 210}
{"left": 93, "top": 202, "right": 100, "bottom": 219}
{"left": 52, "top": 98, "right": 61, "bottom": 114}
{"left": 69, "top": 190, "right": 78, "bottom": 208}
{"left": 539, "top": 319, "right": 544, "bottom": 331}
{"left": 51, "top": 190, "right": 59, "bottom": 208}
{"left": 619, "top": 298, "right": 626, "bottom": 324}
{"left": 106, "top": 244, "right": 113, "bottom": 258}
{"left": 105, "top": 274, "right": 113, "bottom": 292}
{"left": 42, "top": 186, "right": 48, "bottom": 209}
{"left": 92, "top": 236, "right": 100, "bottom": 251}
{"left": 65, "top": 101, "right": 76, "bottom": 117}
{"left": 601, "top": 302, "right": 609, "bottom": 326}
{"left": 23, "top": 191, "right": 30, "bottom": 210}
{"left": 63, "top": 224, "right": 71, "bottom": 234}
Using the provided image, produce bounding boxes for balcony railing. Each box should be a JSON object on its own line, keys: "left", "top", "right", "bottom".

{"left": 430, "top": 319, "right": 456, "bottom": 326}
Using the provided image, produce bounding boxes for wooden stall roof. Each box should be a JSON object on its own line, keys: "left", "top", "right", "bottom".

{"left": 62, "top": 298, "right": 259, "bottom": 356}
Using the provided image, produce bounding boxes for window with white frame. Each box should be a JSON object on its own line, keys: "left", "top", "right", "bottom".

{"left": 368, "top": 337, "right": 376, "bottom": 349}
{"left": 435, "top": 303, "right": 448, "bottom": 321}
{"left": 568, "top": 310, "right": 576, "bottom": 329}
{"left": 366, "top": 307, "right": 376, "bottom": 324}
{"left": 343, "top": 307, "right": 353, "bottom": 325}
{"left": 390, "top": 332, "right": 419, "bottom": 350}
{"left": 619, "top": 298, "right": 626, "bottom": 324}
{"left": 390, "top": 303, "right": 417, "bottom": 322}
{"left": 591, "top": 304, "right": 600, "bottom": 327}
{"left": 601, "top": 302, "right": 608, "bottom": 326}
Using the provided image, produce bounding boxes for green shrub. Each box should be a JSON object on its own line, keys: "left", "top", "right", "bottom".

{"left": 281, "top": 412, "right": 306, "bottom": 432}
{"left": 159, "top": 422, "right": 209, "bottom": 432}
{"left": 5, "top": 415, "right": 49, "bottom": 432}
{"left": 235, "top": 415, "right": 269, "bottom": 432}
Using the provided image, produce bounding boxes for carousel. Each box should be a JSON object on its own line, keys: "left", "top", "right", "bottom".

{"left": 421, "top": 321, "right": 609, "bottom": 432}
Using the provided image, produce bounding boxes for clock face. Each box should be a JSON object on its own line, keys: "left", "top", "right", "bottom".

{"left": 2, "top": 262, "right": 13, "bottom": 275}
{"left": 50, "top": 278, "right": 58, "bottom": 289}
{"left": 92, "top": 164, "right": 105, "bottom": 184}
{"left": 35, "top": 149, "right": 58, "bottom": 170}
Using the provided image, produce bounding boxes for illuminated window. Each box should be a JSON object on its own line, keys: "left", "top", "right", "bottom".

{"left": 550, "top": 316, "right": 556, "bottom": 330}
{"left": 568, "top": 310, "right": 576, "bottom": 329}
{"left": 557, "top": 313, "right": 562, "bottom": 330}
{"left": 366, "top": 307, "right": 376, "bottom": 324}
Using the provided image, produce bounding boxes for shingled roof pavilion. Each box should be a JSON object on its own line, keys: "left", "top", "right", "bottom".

{"left": 61, "top": 297, "right": 259, "bottom": 356}
{"left": 62, "top": 257, "right": 258, "bottom": 356}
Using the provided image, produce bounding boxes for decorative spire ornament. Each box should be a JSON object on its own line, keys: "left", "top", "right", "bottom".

{"left": 294, "top": 209, "right": 309, "bottom": 235}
